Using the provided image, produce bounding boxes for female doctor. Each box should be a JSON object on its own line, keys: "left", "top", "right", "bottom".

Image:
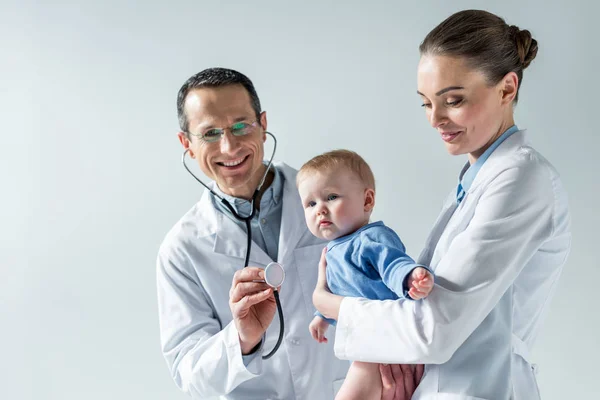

{"left": 313, "top": 9, "right": 571, "bottom": 400}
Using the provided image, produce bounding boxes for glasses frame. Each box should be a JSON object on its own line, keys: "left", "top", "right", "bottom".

{"left": 188, "top": 119, "right": 261, "bottom": 143}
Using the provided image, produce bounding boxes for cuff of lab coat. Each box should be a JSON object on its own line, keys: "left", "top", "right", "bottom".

{"left": 224, "top": 322, "right": 263, "bottom": 377}
{"left": 241, "top": 335, "right": 265, "bottom": 373}
{"left": 333, "top": 297, "right": 357, "bottom": 360}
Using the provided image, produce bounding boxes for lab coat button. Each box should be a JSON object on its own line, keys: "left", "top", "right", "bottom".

{"left": 532, "top": 363, "right": 539, "bottom": 375}
{"left": 261, "top": 218, "right": 267, "bottom": 225}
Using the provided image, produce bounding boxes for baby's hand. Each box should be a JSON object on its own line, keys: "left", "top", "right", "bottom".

{"left": 407, "top": 267, "right": 434, "bottom": 300}
{"left": 309, "top": 316, "right": 330, "bottom": 343}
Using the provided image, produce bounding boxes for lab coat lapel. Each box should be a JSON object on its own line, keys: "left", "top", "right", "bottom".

{"left": 197, "top": 183, "right": 273, "bottom": 267}
{"left": 212, "top": 211, "right": 273, "bottom": 267}
{"left": 417, "top": 191, "right": 458, "bottom": 267}
{"left": 276, "top": 163, "right": 305, "bottom": 263}
{"left": 417, "top": 131, "right": 527, "bottom": 268}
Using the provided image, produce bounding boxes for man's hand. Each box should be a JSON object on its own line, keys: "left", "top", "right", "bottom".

{"left": 380, "top": 364, "right": 425, "bottom": 400}
{"left": 229, "top": 267, "right": 277, "bottom": 354}
{"left": 407, "top": 267, "right": 434, "bottom": 300}
{"left": 309, "top": 316, "right": 330, "bottom": 343}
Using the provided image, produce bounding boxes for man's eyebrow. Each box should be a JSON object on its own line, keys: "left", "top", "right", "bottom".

{"left": 196, "top": 115, "right": 251, "bottom": 131}
{"left": 232, "top": 116, "right": 251, "bottom": 123}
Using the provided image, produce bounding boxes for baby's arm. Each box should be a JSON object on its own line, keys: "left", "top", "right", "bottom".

{"left": 407, "top": 266, "right": 434, "bottom": 300}
{"left": 359, "top": 228, "right": 434, "bottom": 299}
{"left": 309, "top": 315, "right": 330, "bottom": 343}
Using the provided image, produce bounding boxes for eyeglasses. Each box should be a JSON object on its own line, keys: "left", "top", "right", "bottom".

{"left": 190, "top": 120, "right": 261, "bottom": 143}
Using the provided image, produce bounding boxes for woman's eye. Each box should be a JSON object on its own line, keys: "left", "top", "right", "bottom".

{"left": 446, "top": 99, "right": 463, "bottom": 107}
{"left": 421, "top": 103, "right": 432, "bottom": 108}
{"left": 327, "top": 194, "right": 339, "bottom": 201}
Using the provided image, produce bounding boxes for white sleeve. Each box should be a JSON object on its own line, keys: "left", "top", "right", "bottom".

{"left": 334, "top": 164, "right": 554, "bottom": 364}
{"left": 157, "top": 249, "right": 262, "bottom": 398}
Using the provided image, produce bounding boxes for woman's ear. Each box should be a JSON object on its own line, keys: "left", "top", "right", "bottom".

{"left": 499, "top": 71, "right": 519, "bottom": 105}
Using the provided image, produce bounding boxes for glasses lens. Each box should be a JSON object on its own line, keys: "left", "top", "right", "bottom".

{"left": 231, "top": 122, "right": 253, "bottom": 137}
{"left": 202, "top": 129, "right": 223, "bottom": 142}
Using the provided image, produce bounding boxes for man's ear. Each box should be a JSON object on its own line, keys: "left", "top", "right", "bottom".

{"left": 260, "top": 111, "right": 268, "bottom": 142}
{"left": 178, "top": 131, "right": 194, "bottom": 158}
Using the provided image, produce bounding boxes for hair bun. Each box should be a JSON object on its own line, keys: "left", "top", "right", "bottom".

{"left": 509, "top": 25, "right": 538, "bottom": 68}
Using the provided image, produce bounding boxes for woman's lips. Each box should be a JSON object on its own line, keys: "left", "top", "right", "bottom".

{"left": 440, "top": 131, "right": 463, "bottom": 142}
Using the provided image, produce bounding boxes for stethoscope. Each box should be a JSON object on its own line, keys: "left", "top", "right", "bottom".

{"left": 182, "top": 131, "right": 285, "bottom": 360}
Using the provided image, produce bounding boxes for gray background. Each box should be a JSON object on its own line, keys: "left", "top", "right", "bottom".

{"left": 2, "top": 0, "right": 598, "bottom": 399}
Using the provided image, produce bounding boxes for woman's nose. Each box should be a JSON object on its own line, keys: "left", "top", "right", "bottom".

{"left": 429, "top": 106, "right": 447, "bottom": 128}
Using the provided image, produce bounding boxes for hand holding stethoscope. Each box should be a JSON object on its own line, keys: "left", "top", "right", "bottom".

{"left": 228, "top": 264, "right": 285, "bottom": 357}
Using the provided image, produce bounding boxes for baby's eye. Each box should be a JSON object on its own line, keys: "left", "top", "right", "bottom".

{"left": 327, "top": 194, "right": 339, "bottom": 201}
{"left": 307, "top": 201, "right": 316, "bottom": 208}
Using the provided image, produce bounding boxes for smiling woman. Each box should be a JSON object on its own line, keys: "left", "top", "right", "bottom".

{"left": 417, "top": 54, "right": 520, "bottom": 163}
{"left": 416, "top": 11, "right": 537, "bottom": 164}
{"left": 313, "top": 9, "right": 570, "bottom": 400}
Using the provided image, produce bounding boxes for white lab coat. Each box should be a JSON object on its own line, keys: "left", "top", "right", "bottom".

{"left": 334, "top": 130, "right": 571, "bottom": 399}
{"left": 157, "top": 162, "right": 349, "bottom": 400}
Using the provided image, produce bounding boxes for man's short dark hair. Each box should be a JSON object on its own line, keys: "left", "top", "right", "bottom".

{"left": 177, "top": 67, "right": 262, "bottom": 134}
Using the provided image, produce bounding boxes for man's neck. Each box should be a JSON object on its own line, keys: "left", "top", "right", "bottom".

{"left": 221, "top": 167, "right": 275, "bottom": 212}
{"left": 253, "top": 168, "right": 275, "bottom": 212}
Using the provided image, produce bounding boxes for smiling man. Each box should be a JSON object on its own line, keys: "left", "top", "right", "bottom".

{"left": 156, "top": 68, "right": 350, "bottom": 400}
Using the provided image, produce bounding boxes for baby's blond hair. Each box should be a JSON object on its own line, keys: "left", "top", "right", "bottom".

{"left": 297, "top": 149, "right": 375, "bottom": 190}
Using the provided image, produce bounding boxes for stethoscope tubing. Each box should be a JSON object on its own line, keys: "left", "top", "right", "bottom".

{"left": 181, "top": 131, "right": 284, "bottom": 359}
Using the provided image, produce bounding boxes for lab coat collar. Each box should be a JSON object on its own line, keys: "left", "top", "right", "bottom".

{"left": 195, "top": 161, "right": 305, "bottom": 266}
{"left": 466, "top": 129, "right": 528, "bottom": 195}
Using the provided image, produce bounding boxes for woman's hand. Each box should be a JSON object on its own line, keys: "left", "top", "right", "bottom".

{"left": 380, "top": 364, "right": 425, "bottom": 400}
{"left": 312, "top": 247, "right": 343, "bottom": 320}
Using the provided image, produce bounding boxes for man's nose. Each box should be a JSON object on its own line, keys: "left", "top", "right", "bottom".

{"left": 219, "top": 131, "right": 239, "bottom": 154}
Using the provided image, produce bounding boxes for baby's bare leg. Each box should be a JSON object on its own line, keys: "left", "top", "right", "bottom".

{"left": 335, "top": 361, "right": 382, "bottom": 400}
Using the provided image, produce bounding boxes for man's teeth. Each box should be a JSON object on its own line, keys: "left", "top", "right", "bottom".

{"left": 221, "top": 157, "right": 244, "bottom": 167}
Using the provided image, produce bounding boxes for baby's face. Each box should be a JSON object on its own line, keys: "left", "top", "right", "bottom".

{"left": 298, "top": 169, "right": 370, "bottom": 241}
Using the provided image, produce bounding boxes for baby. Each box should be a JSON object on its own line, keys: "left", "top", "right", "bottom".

{"left": 296, "top": 149, "right": 434, "bottom": 400}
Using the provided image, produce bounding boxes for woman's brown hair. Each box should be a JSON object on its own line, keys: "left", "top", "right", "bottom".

{"left": 420, "top": 10, "right": 538, "bottom": 102}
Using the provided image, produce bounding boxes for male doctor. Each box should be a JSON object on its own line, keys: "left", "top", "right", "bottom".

{"left": 156, "top": 68, "right": 352, "bottom": 400}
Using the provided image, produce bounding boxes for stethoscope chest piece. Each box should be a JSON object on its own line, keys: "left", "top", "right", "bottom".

{"left": 264, "top": 262, "right": 285, "bottom": 288}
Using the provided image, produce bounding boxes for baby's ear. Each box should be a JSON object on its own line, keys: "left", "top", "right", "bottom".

{"left": 364, "top": 188, "right": 375, "bottom": 212}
